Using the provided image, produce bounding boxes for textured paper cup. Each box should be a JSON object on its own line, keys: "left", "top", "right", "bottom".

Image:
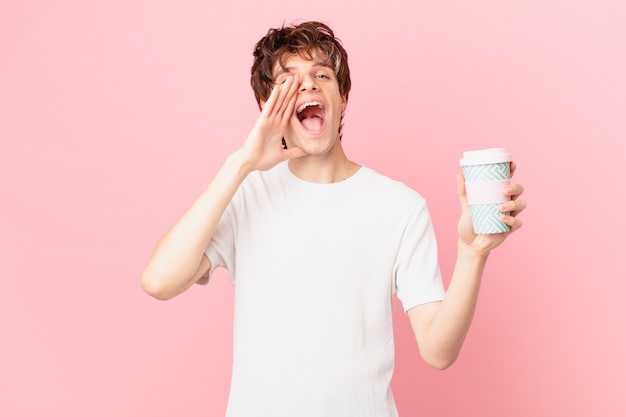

{"left": 460, "top": 148, "right": 512, "bottom": 234}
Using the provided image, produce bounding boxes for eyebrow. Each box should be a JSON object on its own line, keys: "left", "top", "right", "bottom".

{"left": 274, "top": 61, "right": 333, "bottom": 78}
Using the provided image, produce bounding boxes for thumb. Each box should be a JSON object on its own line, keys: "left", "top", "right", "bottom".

{"left": 284, "top": 146, "right": 308, "bottom": 160}
{"left": 456, "top": 174, "right": 469, "bottom": 208}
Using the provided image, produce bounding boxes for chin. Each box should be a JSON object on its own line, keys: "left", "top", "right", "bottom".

{"left": 294, "top": 134, "right": 338, "bottom": 156}
{"left": 289, "top": 124, "right": 340, "bottom": 153}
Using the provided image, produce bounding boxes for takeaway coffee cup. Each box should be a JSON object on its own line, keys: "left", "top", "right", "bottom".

{"left": 459, "top": 148, "right": 512, "bottom": 234}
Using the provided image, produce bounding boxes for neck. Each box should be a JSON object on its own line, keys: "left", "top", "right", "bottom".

{"left": 288, "top": 151, "right": 360, "bottom": 184}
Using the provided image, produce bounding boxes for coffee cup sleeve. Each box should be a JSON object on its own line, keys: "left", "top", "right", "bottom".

{"left": 464, "top": 179, "right": 511, "bottom": 205}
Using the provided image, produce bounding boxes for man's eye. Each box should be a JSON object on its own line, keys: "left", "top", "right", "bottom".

{"left": 315, "top": 74, "right": 330, "bottom": 79}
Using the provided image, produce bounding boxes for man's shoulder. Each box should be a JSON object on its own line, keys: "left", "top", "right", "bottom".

{"left": 239, "top": 162, "right": 286, "bottom": 190}
{"left": 362, "top": 166, "right": 426, "bottom": 203}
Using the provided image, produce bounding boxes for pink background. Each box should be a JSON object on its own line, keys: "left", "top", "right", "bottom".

{"left": 2, "top": 0, "right": 625, "bottom": 416}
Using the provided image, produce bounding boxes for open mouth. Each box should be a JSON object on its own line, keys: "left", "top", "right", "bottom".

{"left": 296, "top": 101, "right": 325, "bottom": 132}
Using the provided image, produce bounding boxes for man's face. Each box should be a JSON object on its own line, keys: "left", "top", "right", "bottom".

{"left": 272, "top": 52, "right": 347, "bottom": 156}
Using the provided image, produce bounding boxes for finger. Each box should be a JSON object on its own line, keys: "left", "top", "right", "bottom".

{"left": 269, "top": 75, "right": 295, "bottom": 117}
{"left": 259, "top": 81, "right": 283, "bottom": 118}
{"left": 501, "top": 214, "right": 523, "bottom": 232}
{"left": 499, "top": 199, "right": 527, "bottom": 215}
{"left": 280, "top": 74, "right": 299, "bottom": 124}
{"left": 283, "top": 145, "right": 308, "bottom": 160}
{"left": 262, "top": 75, "right": 295, "bottom": 118}
{"left": 276, "top": 74, "right": 300, "bottom": 115}
{"left": 510, "top": 161, "right": 517, "bottom": 177}
{"left": 504, "top": 183, "right": 524, "bottom": 200}
{"left": 456, "top": 174, "right": 469, "bottom": 208}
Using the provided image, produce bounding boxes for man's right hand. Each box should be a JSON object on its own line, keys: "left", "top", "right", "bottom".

{"left": 239, "top": 74, "right": 307, "bottom": 172}
{"left": 142, "top": 76, "right": 308, "bottom": 300}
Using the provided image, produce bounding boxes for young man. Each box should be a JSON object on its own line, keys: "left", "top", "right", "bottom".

{"left": 142, "top": 21, "right": 526, "bottom": 417}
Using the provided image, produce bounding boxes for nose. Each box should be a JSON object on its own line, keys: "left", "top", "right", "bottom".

{"left": 299, "top": 74, "right": 318, "bottom": 92}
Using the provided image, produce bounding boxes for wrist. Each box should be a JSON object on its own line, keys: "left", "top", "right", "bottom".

{"left": 457, "top": 238, "right": 491, "bottom": 263}
{"left": 227, "top": 149, "right": 255, "bottom": 178}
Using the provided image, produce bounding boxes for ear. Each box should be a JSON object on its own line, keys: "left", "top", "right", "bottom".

{"left": 341, "top": 96, "right": 347, "bottom": 112}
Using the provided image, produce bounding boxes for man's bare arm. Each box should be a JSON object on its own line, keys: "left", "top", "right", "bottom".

{"left": 141, "top": 75, "right": 305, "bottom": 300}
{"left": 408, "top": 173, "right": 526, "bottom": 369}
{"left": 141, "top": 154, "right": 253, "bottom": 300}
{"left": 407, "top": 244, "right": 487, "bottom": 370}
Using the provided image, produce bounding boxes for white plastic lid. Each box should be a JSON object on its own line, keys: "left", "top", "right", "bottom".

{"left": 459, "top": 148, "right": 512, "bottom": 166}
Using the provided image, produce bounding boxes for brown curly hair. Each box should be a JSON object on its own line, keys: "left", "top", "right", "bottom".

{"left": 250, "top": 21, "right": 351, "bottom": 109}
